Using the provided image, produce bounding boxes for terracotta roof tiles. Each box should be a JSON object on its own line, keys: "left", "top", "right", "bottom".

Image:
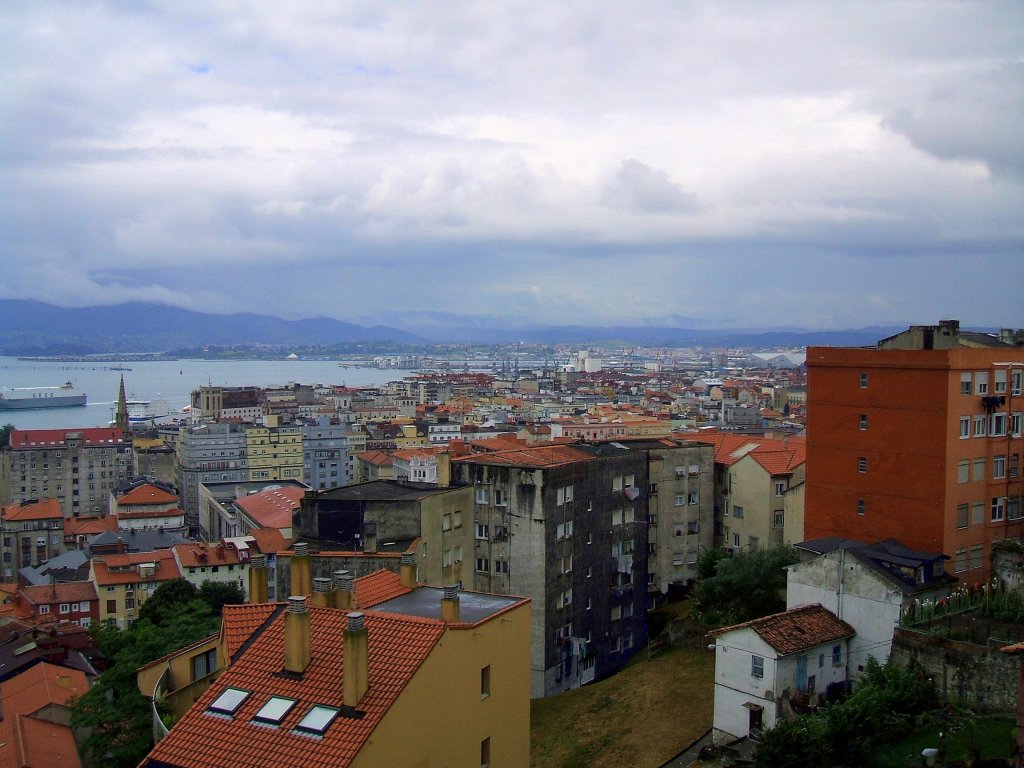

{"left": 20, "top": 582, "right": 98, "bottom": 606}
{"left": 451, "top": 443, "right": 594, "bottom": 468}
{"left": 116, "top": 483, "right": 179, "bottom": 506}
{"left": 234, "top": 486, "right": 305, "bottom": 530}
{"left": 354, "top": 570, "right": 412, "bottom": 608}
{"left": 1, "top": 498, "right": 63, "bottom": 522}
{"left": 222, "top": 603, "right": 285, "bottom": 660}
{"left": 144, "top": 606, "right": 445, "bottom": 768}
{"left": 9, "top": 427, "right": 127, "bottom": 449}
{"left": 709, "top": 604, "right": 854, "bottom": 656}
{"left": 91, "top": 549, "right": 180, "bottom": 586}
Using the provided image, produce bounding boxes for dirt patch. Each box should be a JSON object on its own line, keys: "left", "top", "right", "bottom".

{"left": 531, "top": 644, "right": 715, "bottom": 768}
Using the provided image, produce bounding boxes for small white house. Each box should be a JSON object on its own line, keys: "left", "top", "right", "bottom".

{"left": 709, "top": 604, "right": 854, "bottom": 744}
{"left": 787, "top": 538, "right": 954, "bottom": 677}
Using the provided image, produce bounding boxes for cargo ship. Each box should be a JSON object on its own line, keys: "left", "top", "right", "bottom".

{"left": 0, "top": 382, "right": 88, "bottom": 410}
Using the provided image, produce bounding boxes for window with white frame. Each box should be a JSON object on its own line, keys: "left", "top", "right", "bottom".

{"left": 857, "top": 457, "right": 867, "bottom": 473}
{"left": 475, "top": 524, "right": 489, "bottom": 540}
{"left": 674, "top": 494, "right": 685, "bottom": 507}
{"left": 859, "top": 414, "right": 868, "bottom": 430}
{"left": 556, "top": 520, "right": 573, "bottom": 540}
{"left": 475, "top": 488, "right": 489, "bottom": 504}
{"left": 960, "top": 416, "right": 970, "bottom": 439}
{"left": 976, "top": 372, "right": 989, "bottom": 394}
{"left": 992, "top": 496, "right": 1006, "bottom": 522}
{"left": 974, "top": 415, "right": 987, "bottom": 437}
{"left": 995, "top": 369, "right": 1007, "bottom": 393}
{"left": 751, "top": 655, "right": 764, "bottom": 677}
{"left": 994, "top": 455, "right": 1007, "bottom": 480}
{"left": 960, "top": 372, "right": 972, "bottom": 394}
{"left": 1012, "top": 412, "right": 1022, "bottom": 438}
{"left": 859, "top": 372, "right": 869, "bottom": 388}
{"left": 774, "top": 481, "right": 786, "bottom": 496}
{"left": 475, "top": 558, "right": 489, "bottom": 572}
{"left": 1013, "top": 370, "right": 1023, "bottom": 396}
{"left": 991, "top": 413, "right": 1007, "bottom": 437}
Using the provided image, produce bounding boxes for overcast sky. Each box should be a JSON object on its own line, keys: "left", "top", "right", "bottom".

{"left": 2, "top": 2, "right": 1022, "bottom": 331}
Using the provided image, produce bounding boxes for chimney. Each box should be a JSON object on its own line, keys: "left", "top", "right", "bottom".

{"left": 400, "top": 552, "right": 417, "bottom": 589}
{"left": 441, "top": 584, "right": 460, "bottom": 623}
{"left": 312, "top": 577, "right": 333, "bottom": 607}
{"left": 291, "top": 542, "right": 312, "bottom": 596}
{"left": 284, "top": 596, "right": 311, "bottom": 674}
{"left": 343, "top": 612, "right": 369, "bottom": 709}
{"left": 334, "top": 570, "right": 356, "bottom": 610}
{"left": 248, "top": 554, "right": 268, "bottom": 604}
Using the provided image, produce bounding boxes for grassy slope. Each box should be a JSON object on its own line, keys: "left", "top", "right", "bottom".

{"left": 530, "top": 644, "right": 715, "bottom": 768}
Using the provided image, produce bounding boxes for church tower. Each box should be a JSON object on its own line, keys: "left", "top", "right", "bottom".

{"left": 114, "top": 374, "right": 130, "bottom": 435}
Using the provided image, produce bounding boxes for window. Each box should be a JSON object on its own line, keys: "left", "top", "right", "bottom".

{"left": 733, "top": 533, "right": 740, "bottom": 547}
{"left": 960, "top": 416, "right": 970, "bottom": 439}
{"left": 688, "top": 492, "right": 699, "bottom": 505}
{"left": 832, "top": 645, "right": 842, "bottom": 667}
{"left": 453, "top": 510, "right": 463, "bottom": 528}
{"left": 993, "top": 497, "right": 1006, "bottom": 522}
{"left": 254, "top": 696, "right": 297, "bottom": 725}
{"left": 973, "top": 457, "right": 985, "bottom": 482}
{"left": 991, "top": 413, "right": 1007, "bottom": 437}
{"left": 859, "top": 414, "right": 868, "bottom": 430}
{"left": 556, "top": 485, "right": 574, "bottom": 505}
{"left": 494, "top": 560, "right": 509, "bottom": 575}
{"left": 442, "top": 514, "right": 452, "bottom": 531}
{"left": 296, "top": 705, "right": 339, "bottom": 736}
{"left": 475, "top": 524, "right": 489, "bottom": 540}
{"left": 956, "top": 504, "right": 969, "bottom": 529}
{"left": 732, "top": 505, "right": 744, "bottom": 519}
{"left": 857, "top": 457, "right": 867, "bottom": 473}
{"left": 481, "top": 736, "right": 491, "bottom": 768}
{"left": 59, "top": 603, "right": 70, "bottom": 614}
{"left": 106, "top": 599, "right": 116, "bottom": 614}
{"left": 751, "top": 655, "right": 764, "bottom": 678}
{"left": 773, "top": 510, "right": 785, "bottom": 529}
{"left": 39, "top": 605, "right": 50, "bottom": 614}
{"left": 774, "top": 481, "right": 786, "bottom": 496}
{"left": 674, "top": 494, "right": 685, "bottom": 507}
{"left": 1010, "top": 497, "right": 1022, "bottom": 521}
{"left": 480, "top": 665, "right": 491, "bottom": 698}
{"left": 974, "top": 415, "right": 987, "bottom": 437}
{"left": 859, "top": 372, "right": 869, "bottom": 388}
{"left": 476, "top": 558, "right": 489, "bottom": 573}
{"left": 958, "top": 460, "right": 969, "bottom": 484}
{"left": 556, "top": 520, "right": 573, "bottom": 540}
{"left": 192, "top": 648, "right": 217, "bottom": 680}
{"left": 994, "top": 455, "right": 1007, "bottom": 480}
{"left": 1012, "top": 413, "right": 1023, "bottom": 438}
{"left": 560, "top": 554, "right": 572, "bottom": 573}
{"left": 961, "top": 372, "right": 973, "bottom": 394}
{"left": 857, "top": 499, "right": 866, "bottom": 516}
{"left": 970, "top": 544, "right": 984, "bottom": 570}
{"left": 976, "top": 372, "right": 989, "bottom": 394}
{"left": 559, "top": 588, "right": 572, "bottom": 607}
{"left": 954, "top": 548, "right": 967, "bottom": 573}
{"left": 475, "top": 487, "right": 489, "bottom": 504}
{"left": 208, "top": 687, "right": 251, "bottom": 717}
{"left": 1013, "top": 370, "right": 1023, "bottom": 396}
{"left": 972, "top": 502, "right": 985, "bottom": 526}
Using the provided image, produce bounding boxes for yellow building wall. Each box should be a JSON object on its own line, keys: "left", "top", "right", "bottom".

{"left": 246, "top": 427, "right": 304, "bottom": 482}
{"left": 419, "top": 489, "right": 476, "bottom": 591}
{"left": 136, "top": 635, "right": 225, "bottom": 719}
{"left": 351, "top": 601, "right": 531, "bottom": 768}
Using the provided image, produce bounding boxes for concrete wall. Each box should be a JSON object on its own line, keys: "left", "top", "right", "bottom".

{"left": 891, "top": 627, "right": 1020, "bottom": 711}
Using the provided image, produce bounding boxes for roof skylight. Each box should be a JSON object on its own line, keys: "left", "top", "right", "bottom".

{"left": 253, "top": 696, "right": 297, "bottom": 726}
{"left": 295, "top": 705, "right": 339, "bottom": 736}
{"left": 208, "top": 688, "right": 250, "bottom": 716}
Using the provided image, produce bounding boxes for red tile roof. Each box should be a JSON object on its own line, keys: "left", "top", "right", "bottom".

{"left": 234, "top": 486, "right": 305, "bottom": 530}
{"left": 8, "top": 427, "right": 127, "bottom": 449}
{"left": 355, "top": 450, "right": 394, "bottom": 467}
{"left": 709, "top": 604, "right": 854, "bottom": 656}
{"left": 1, "top": 498, "right": 63, "bottom": 522}
{"left": 0, "top": 661, "right": 89, "bottom": 768}
{"left": 354, "top": 570, "right": 411, "bottom": 608}
{"left": 91, "top": 549, "right": 181, "bottom": 586}
{"left": 174, "top": 542, "right": 242, "bottom": 568}
{"left": 693, "top": 432, "right": 805, "bottom": 475}
{"left": 451, "top": 443, "right": 594, "bottom": 468}
{"left": 144, "top": 607, "right": 446, "bottom": 768}
{"left": 63, "top": 515, "right": 117, "bottom": 538}
{"left": 117, "top": 483, "right": 179, "bottom": 506}
{"left": 248, "top": 528, "right": 292, "bottom": 555}
{"left": 20, "top": 582, "right": 98, "bottom": 606}
{"left": 222, "top": 603, "right": 285, "bottom": 660}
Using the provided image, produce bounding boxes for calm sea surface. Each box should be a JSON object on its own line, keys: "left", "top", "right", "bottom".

{"left": 0, "top": 357, "right": 404, "bottom": 430}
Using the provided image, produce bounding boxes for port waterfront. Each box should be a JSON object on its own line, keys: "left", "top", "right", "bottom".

{"left": 0, "top": 357, "right": 402, "bottom": 431}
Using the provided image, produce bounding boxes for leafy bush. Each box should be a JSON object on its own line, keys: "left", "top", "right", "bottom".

{"left": 692, "top": 545, "right": 799, "bottom": 627}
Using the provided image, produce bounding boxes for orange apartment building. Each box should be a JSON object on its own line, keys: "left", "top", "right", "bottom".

{"left": 805, "top": 320, "right": 1024, "bottom": 582}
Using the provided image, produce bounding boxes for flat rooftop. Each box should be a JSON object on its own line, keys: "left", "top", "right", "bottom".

{"left": 372, "top": 586, "right": 526, "bottom": 625}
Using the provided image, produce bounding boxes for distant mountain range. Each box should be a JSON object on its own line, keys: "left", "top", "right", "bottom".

{"left": 0, "top": 299, "right": 905, "bottom": 354}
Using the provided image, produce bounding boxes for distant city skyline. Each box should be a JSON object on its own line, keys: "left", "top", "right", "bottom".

{"left": 2, "top": 3, "right": 1022, "bottom": 329}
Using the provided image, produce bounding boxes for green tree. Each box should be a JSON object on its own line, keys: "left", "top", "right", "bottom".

{"left": 696, "top": 547, "right": 729, "bottom": 580}
{"left": 692, "top": 545, "right": 799, "bottom": 627}
{"left": 199, "top": 580, "right": 246, "bottom": 615}
{"left": 137, "top": 578, "right": 200, "bottom": 625}
{"left": 0, "top": 423, "right": 13, "bottom": 448}
{"left": 72, "top": 592, "right": 219, "bottom": 767}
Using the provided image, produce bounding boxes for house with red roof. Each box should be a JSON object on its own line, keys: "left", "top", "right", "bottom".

{"left": 141, "top": 573, "right": 531, "bottom": 768}
{"left": 8, "top": 581, "right": 99, "bottom": 628}
{"left": 696, "top": 431, "right": 807, "bottom": 550}
{"left": 110, "top": 480, "right": 186, "bottom": 533}
{"left": 90, "top": 549, "right": 181, "bottom": 628}
{"left": 0, "top": 499, "right": 65, "bottom": 581}
{"left": 0, "top": 661, "right": 89, "bottom": 768}
{"left": 172, "top": 540, "right": 247, "bottom": 598}
{"left": 708, "top": 603, "right": 855, "bottom": 744}
{"left": 233, "top": 484, "right": 305, "bottom": 539}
